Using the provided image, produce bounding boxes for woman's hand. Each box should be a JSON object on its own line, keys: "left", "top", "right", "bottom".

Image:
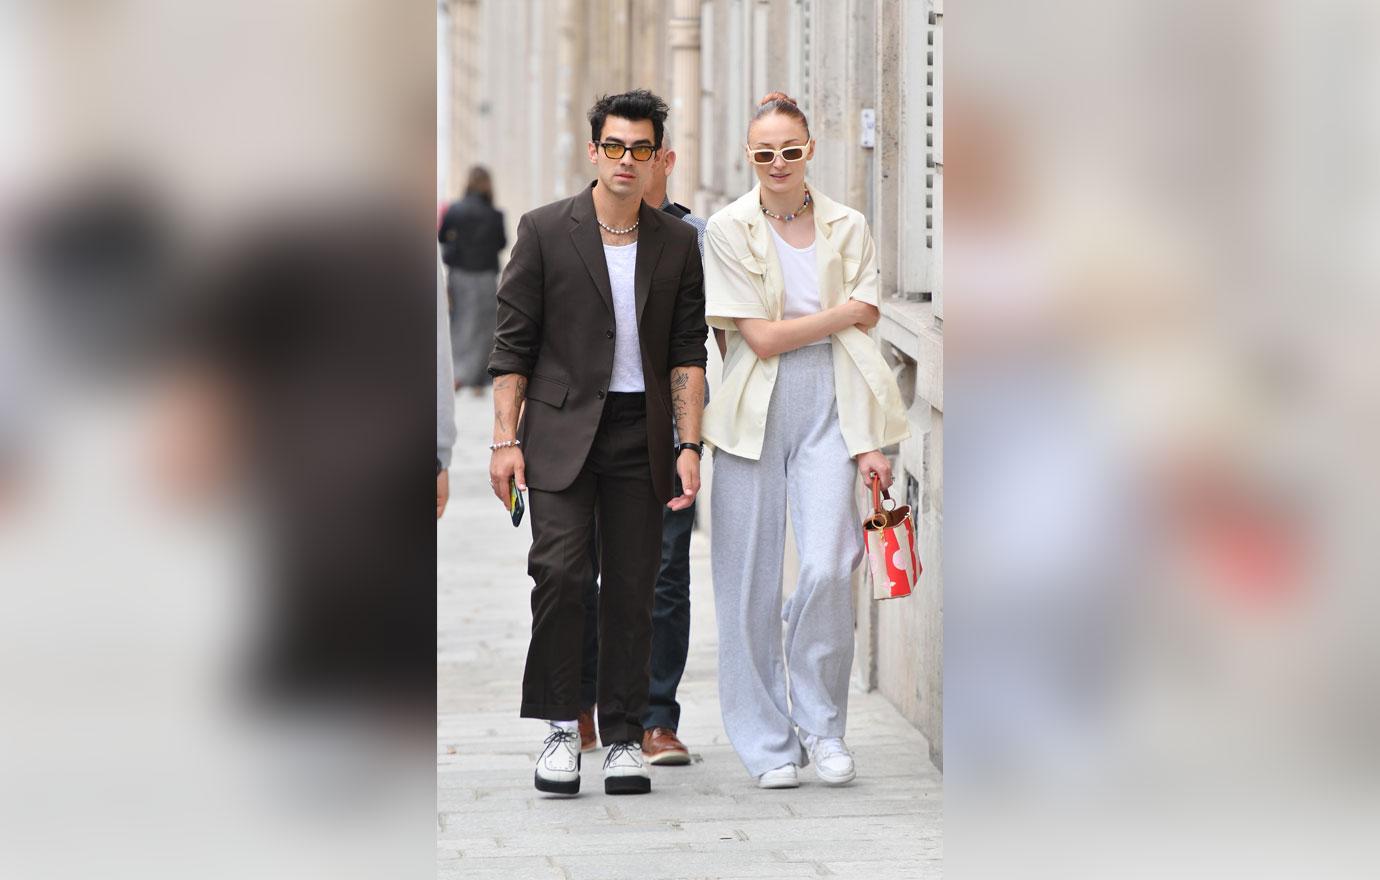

{"left": 856, "top": 450, "right": 893, "bottom": 491}
{"left": 846, "top": 299, "right": 880, "bottom": 331}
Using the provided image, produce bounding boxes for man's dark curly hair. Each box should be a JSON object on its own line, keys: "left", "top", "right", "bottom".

{"left": 587, "top": 89, "right": 670, "bottom": 149}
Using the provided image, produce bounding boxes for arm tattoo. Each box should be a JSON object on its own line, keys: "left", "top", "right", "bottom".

{"left": 670, "top": 370, "right": 688, "bottom": 423}
{"left": 492, "top": 374, "right": 527, "bottom": 440}
{"left": 669, "top": 366, "right": 704, "bottom": 443}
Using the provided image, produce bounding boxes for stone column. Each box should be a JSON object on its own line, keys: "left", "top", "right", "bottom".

{"left": 448, "top": 0, "right": 480, "bottom": 203}
{"left": 554, "top": 0, "right": 585, "bottom": 198}
{"left": 872, "top": 0, "right": 901, "bottom": 299}
{"left": 668, "top": 0, "right": 702, "bottom": 208}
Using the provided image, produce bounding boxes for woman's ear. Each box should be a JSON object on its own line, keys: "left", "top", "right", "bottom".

{"left": 807, "top": 139, "right": 817, "bottom": 161}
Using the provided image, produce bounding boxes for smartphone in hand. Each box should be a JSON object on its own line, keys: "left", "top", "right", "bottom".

{"left": 508, "top": 481, "right": 525, "bottom": 527}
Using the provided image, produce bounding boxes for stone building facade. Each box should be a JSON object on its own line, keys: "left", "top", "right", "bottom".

{"left": 441, "top": 0, "right": 943, "bottom": 765}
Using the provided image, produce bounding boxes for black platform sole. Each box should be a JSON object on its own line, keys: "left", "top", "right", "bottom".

{"left": 604, "top": 774, "right": 651, "bottom": 795}
{"left": 534, "top": 772, "right": 581, "bottom": 796}
{"left": 535, "top": 751, "right": 581, "bottom": 796}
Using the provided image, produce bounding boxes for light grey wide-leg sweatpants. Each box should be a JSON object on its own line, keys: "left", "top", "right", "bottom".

{"left": 711, "top": 344, "right": 863, "bottom": 778}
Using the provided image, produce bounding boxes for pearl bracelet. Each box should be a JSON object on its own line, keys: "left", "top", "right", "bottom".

{"left": 489, "top": 439, "right": 522, "bottom": 451}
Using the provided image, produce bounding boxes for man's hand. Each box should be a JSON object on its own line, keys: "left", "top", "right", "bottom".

{"left": 667, "top": 449, "right": 700, "bottom": 511}
{"left": 489, "top": 373, "right": 528, "bottom": 508}
{"left": 856, "top": 449, "right": 893, "bottom": 492}
{"left": 437, "top": 469, "right": 450, "bottom": 520}
{"left": 490, "top": 447, "right": 527, "bottom": 507}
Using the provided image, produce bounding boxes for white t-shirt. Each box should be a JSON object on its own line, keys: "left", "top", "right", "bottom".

{"left": 604, "top": 242, "right": 645, "bottom": 392}
{"left": 769, "top": 225, "right": 827, "bottom": 346}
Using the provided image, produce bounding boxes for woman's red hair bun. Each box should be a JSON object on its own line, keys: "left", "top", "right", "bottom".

{"left": 759, "top": 91, "right": 798, "bottom": 107}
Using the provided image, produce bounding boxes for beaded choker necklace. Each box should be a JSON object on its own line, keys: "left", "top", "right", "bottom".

{"left": 761, "top": 189, "right": 812, "bottom": 222}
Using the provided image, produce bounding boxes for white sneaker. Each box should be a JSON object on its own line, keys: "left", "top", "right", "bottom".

{"left": 602, "top": 741, "right": 651, "bottom": 795}
{"left": 804, "top": 735, "right": 855, "bottom": 786}
{"left": 757, "top": 763, "right": 800, "bottom": 789}
{"left": 534, "top": 726, "right": 581, "bottom": 796}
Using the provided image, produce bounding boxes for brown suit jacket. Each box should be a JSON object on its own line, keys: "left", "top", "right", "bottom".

{"left": 487, "top": 183, "right": 708, "bottom": 504}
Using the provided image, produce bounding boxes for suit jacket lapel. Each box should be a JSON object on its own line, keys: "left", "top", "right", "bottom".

{"left": 570, "top": 186, "right": 615, "bottom": 316}
{"left": 634, "top": 202, "right": 663, "bottom": 326}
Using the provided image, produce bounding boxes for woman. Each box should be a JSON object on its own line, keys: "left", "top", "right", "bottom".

{"left": 702, "top": 93, "right": 910, "bottom": 789}
{"left": 439, "top": 166, "right": 507, "bottom": 393}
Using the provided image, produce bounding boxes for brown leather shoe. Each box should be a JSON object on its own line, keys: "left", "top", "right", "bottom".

{"left": 577, "top": 708, "right": 598, "bottom": 752}
{"left": 642, "top": 727, "right": 690, "bottom": 765}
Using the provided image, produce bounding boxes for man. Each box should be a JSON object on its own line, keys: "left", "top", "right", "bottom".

{"left": 576, "top": 133, "right": 708, "bottom": 766}
{"left": 647, "top": 134, "right": 708, "bottom": 253}
{"left": 487, "top": 90, "right": 708, "bottom": 797}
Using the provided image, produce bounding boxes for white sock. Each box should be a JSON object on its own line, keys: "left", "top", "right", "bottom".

{"left": 550, "top": 720, "right": 578, "bottom": 733}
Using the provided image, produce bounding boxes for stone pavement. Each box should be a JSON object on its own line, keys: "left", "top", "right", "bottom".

{"left": 439, "top": 390, "right": 942, "bottom": 879}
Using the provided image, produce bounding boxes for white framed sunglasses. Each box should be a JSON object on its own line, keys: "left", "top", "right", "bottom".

{"left": 746, "top": 143, "right": 810, "bottom": 165}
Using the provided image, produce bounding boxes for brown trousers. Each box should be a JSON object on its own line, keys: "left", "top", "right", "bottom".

{"left": 520, "top": 392, "right": 666, "bottom": 745}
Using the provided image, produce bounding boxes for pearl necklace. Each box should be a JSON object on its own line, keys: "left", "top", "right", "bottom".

{"left": 761, "top": 189, "right": 813, "bottom": 222}
{"left": 597, "top": 218, "right": 640, "bottom": 235}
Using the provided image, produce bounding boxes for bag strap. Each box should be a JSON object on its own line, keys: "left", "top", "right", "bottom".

{"left": 870, "top": 473, "right": 896, "bottom": 515}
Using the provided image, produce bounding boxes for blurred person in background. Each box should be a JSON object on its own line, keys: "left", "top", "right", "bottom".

{"left": 576, "top": 131, "right": 708, "bottom": 766}
{"left": 1, "top": 4, "right": 439, "bottom": 876}
{"left": 943, "top": 95, "right": 1142, "bottom": 782}
{"left": 701, "top": 92, "right": 909, "bottom": 790}
{"left": 487, "top": 90, "right": 707, "bottom": 797}
{"left": 160, "top": 198, "right": 436, "bottom": 721}
{"left": 439, "top": 166, "right": 506, "bottom": 395}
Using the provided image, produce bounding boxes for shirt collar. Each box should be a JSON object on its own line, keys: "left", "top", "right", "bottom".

{"left": 732, "top": 180, "right": 846, "bottom": 229}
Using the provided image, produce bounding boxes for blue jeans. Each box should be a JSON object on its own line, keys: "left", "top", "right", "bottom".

{"left": 580, "top": 474, "right": 694, "bottom": 731}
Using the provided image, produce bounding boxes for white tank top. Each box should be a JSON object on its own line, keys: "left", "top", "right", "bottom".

{"left": 769, "top": 225, "right": 827, "bottom": 346}
{"left": 604, "top": 242, "right": 645, "bottom": 392}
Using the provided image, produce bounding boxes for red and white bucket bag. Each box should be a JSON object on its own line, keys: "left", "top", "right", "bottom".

{"left": 863, "top": 475, "right": 922, "bottom": 600}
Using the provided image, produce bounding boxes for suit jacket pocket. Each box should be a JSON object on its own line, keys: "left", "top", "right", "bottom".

{"left": 526, "top": 374, "right": 569, "bottom": 408}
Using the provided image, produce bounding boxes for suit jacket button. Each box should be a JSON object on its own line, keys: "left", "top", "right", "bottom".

{"left": 597, "top": 390, "right": 606, "bottom": 399}
{"left": 606, "top": 329, "right": 615, "bottom": 339}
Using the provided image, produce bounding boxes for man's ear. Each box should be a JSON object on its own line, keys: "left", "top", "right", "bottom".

{"left": 587, "top": 141, "right": 598, "bottom": 164}
{"left": 663, "top": 149, "right": 678, "bottom": 176}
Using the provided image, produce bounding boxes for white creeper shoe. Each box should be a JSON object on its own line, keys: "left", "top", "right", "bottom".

{"left": 602, "top": 741, "right": 651, "bottom": 795}
{"left": 534, "top": 726, "right": 581, "bottom": 796}
{"left": 804, "top": 735, "right": 855, "bottom": 786}
{"left": 757, "top": 763, "right": 800, "bottom": 789}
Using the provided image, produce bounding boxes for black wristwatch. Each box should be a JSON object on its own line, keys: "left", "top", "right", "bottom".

{"left": 675, "top": 441, "right": 704, "bottom": 458}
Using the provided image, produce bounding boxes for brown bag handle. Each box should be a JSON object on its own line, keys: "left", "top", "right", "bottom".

{"left": 867, "top": 474, "right": 895, "bottom": 529}
{"left": 870, "top": 473, "right": 895, "bottom": 512}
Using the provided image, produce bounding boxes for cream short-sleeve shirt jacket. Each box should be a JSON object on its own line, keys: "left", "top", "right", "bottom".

{"left": 701, "top": 183, "right": 910, "bottom": 460}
